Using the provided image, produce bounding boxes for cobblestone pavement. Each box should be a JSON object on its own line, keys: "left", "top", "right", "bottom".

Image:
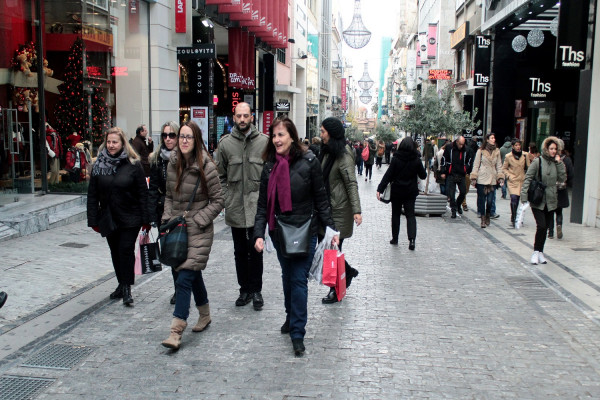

{"left": 2, "top": 165, "right": 600, "bottom": 398}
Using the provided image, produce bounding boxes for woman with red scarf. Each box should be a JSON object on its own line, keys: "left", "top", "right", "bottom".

{"left": 253, "top": 117, "right": 338, "bottom": 356}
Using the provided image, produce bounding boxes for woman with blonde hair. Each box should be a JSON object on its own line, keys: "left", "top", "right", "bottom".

{"left": 87, "top": 127, "right": 151, "bottom": 305}
{"left": 502, "top": 138, "right": 530, "bottom": 228}
{"left": 148, "top": 121, "right": 179, "bottom": 304}
{"left": 470, "top": 133, "right": 504, "bottom": 228}
{"left": 161, "top": 121, "right": 224, "bottom": 350}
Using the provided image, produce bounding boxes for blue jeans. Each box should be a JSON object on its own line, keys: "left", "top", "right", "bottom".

{"left": 173, "top": 269, "right": 208, "bottom": 321}
{"left": 356, "top": 159, "right": 363, "bottom": 175}
{"left": 491, "top": 187, "right": 497, "bottom": 215}
{"left": 501, "top": 182, "right": 507, "bottom": 198}
{"left": 274, "top": 235, "right": 317, "bottom": 340}
{"left": 476, "top": 184, "right": 495, "bottom": 216}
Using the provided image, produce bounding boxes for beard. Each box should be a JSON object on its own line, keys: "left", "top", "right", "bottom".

{"left": 235, "top": 121, "right": 250, "bottom": 132}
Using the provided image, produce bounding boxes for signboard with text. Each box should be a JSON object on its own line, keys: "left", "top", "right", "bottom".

{"left": 341, "top": 78, "right": 347, "bottom": 111}
{"left": 555, "top": 0, "right": 590, "bottom": 69}
{"left": 190, "top": 106, "right": 209, "bottom": 148}
{"left": 263, "top": 111, "right": 274, "bottom": 134}
{"left": 175, "top": 0, "right": 186, "bottom": 33}
{"left": 473, "top": 35, "right": 491, "bottom": 87}
{"left": 428, "top": 69, "right": 452, "bottom": 80}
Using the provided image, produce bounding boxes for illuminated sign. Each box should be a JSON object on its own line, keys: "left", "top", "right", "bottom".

{"left": 428, "top": 69, "right": 452, "bottom": 80}
{"left": 87, "top": 66, "right": 103, "bottom": 77}
{"left": 111, "top": 67, "right": 129, "bottom": 76}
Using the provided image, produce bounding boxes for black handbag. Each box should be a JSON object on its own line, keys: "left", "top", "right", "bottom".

{"left": 276, "top": 214, "right": 312, "bottom": 258}
{"left": 527, "top": 158, "right": 546, "bottom": 206}
{"left": 159, "top": 176, "right": 202, "bottom": 267}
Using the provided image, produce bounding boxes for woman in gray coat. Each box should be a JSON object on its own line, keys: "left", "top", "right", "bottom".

{"left": 521, "top": 136, "right": 566, "bottom": 265}
{"left": 161, "top": 121, "right": 224, "bottom": 350}
{"left": 318, "top": 118, "right": 362, "bottom": 304}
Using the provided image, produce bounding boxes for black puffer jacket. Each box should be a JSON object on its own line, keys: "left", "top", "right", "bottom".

{"left": 87, "top": 161, "right": 150, "bottom": 228}
{"left": 253, "top": 150, "right": 335, "bottom": 242}
{"left": 147, "top": 154, "right": 169, "bottom": 225}
{"left": 441, "top": 140, "right": 473, "bottom": 176}
{"left": 377, "top": 148, "right": 427, "bottom": 199}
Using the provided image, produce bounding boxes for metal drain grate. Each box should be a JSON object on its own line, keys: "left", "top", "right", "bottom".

{"left": 0, "top": 375, "right": 54, "bottom": 400}
{"left": 59, "top": 242, "right": 89, "bottom": 248}
{"left": 21, "top": 344, "right": 95, "bottom": 370}
{"left": 571, "top": 248, "right": 596, "bottom": 252}
{"left": 505, "top": 276, "right": 564, "bottom": 302}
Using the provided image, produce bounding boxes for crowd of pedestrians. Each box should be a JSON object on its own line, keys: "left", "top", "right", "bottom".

{"left": 85, "top": 109, "right": 574, "bottom": 356}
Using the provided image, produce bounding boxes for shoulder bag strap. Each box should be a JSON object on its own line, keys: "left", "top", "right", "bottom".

{"left": 538, "top": 157, "right": 542, "bottom": 180}
{"left": 183, "top": 175, "right": 203, "bottom": 216}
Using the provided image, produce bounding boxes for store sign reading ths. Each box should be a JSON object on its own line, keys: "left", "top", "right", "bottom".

{"left": 473, "top": 35, "right": 491, "bottom": 87}
{"left": 176, "top": 0, "right": 186, "bottom": 33}
{"left": 529, "top": 77, "right": 552, "bottom": 98}
{"left": 555, "top": 0, "right": 590, "bottom": 69}
{"left": 176, "top": 44, "right": 217, "bottom": 60}
{"left": 428, "top": 69, "right": 452, "bottom": 80}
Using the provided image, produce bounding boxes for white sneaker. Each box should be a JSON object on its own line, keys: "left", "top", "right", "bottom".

{"left": 538, "top": 252, "right": 548, "bottom": 264}
{"left": 530, "top": 251, "right": 540, "bottom": 265}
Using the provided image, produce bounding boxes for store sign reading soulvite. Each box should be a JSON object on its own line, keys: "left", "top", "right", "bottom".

{"left": 176, "top": 44, "right": 217, "bottom": 60}
{"left": 555, "top": 0, "right": 590, "bottom": 69}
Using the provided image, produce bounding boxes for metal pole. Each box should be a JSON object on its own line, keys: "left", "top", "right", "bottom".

{"left": 147, "top": 5, "right": 153, "bottom": 136}
{"left": 28, "top": 105, "right": 34, "bottom": 193}
{"left": 35, "top": 0, "right": 48, "bottom": 193}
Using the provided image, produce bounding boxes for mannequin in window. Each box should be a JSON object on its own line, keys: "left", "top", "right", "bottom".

{"left": 66, "top": 131, "right": 82, "bottom": 147}
{"left": 46, "top": 124, "right": 62, "bottom": 184}
{"left": 66, "top": 142, "right": 87, "bottom": 183}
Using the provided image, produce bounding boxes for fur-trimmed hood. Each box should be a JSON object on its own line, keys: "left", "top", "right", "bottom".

{"left": 541, "top": 136, "right": 563, "bottom": 158}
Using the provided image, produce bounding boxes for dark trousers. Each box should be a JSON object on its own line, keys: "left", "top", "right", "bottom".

{"left": 391, "top": 196, "right": 417, "bottom": 240}
{"left": 531, "top": 206, "right": 554, "bottom": 252}
{"left": 231, "top": 227, "right": 264, "bottom": 294}
{"left": 476, "top": 184, "right": 495, "bottom": 216}
{"left": 548, "top": 208, "right": 563, "bottom": 233}
{"left": 173, "top": 269, "right": 208, "bottom": 321}
{"left": 364, "top": 163, "right": 373, "bottom": 180}
{"left": 375, "top": 156, "right": 383, "bottom": 168}
{"left": 106, "top": 226, "right": 140, "bottom": 285}
{"left": 356, "top": 159, "right": 363, "bottom": 175}
{"left": 447, "top": 174, "right": 466, "bottom": 212}
{"left": 274, "top": 235, "right": 317, "bottom": 340}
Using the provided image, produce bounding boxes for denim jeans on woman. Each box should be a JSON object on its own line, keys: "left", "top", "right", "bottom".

{"left": 173, "top": 269, "right": 209, "bottom": 321}
{"left": 476, "top": 184, "right": 495, "bottom": 215}
{"left": 273, "top": 235, "right": 317, "bottom": 340}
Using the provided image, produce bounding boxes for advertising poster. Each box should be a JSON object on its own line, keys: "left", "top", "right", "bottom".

{"left": 190, "top": 106, "right": 209, "bottom": 148}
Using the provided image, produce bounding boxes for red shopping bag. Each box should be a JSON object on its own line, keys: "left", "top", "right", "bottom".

{"left": 335, "top": 252, "right": 346, "bottom": 301}
{"left": 322, "top": 249, "right": 338, "bottom": 287}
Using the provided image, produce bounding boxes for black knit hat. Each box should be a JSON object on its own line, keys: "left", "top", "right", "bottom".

{"left": 321, "top": 117, "right": 345, "bottom": 140}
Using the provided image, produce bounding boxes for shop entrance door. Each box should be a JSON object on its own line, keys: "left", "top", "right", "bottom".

{"left": 1, "top": 108, "right": 35, "bottom": 196}
{"left": 527, "top": 101, "right": 555, "bottom": 151}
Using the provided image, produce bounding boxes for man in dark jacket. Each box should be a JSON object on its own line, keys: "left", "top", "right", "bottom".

{"left": 441, "top": 136, "right": 473, "bottom": 218}
{"left": 131, "top": 124, "right": 154, "bottom": 176}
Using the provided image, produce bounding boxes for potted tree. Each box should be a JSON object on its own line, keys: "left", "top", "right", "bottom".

{"left": 393, "top": 84, "right": 479, "bottom": 216}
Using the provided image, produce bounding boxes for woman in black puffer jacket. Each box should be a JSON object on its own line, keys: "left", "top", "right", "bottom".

{"left": 377, "top": 137, "right": 427, "bottom": 250}
{"left": 148, "top": 121, "right": 179, "bottom": 304}
{"left": 87, "top": 127, "right": 151, "bottom": 306}
{"left": 253, "top": 116, "right": 338, "bottom": 356}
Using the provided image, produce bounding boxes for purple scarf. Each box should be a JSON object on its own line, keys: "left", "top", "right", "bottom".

{"left": 267, "top": 154, "right": 293, "bottom": 229}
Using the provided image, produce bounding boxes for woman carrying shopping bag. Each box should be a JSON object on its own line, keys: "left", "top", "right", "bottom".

{"left": 87, "top": 127, "right": 151, "bottom": 306}
{"left": 520, "top": 136, "right": 566, "bottom": 265}
{"left": 502, "top": 138, "right": 530, "bottom": 228}
{"left": 318, "top": 117, "right": 362, "bottom": 304}
{"left": 148, "top": 121, "right": 179, "bottom": 304}
{"left": 253, "top": 116, "right": 338, "bottom": 356}
{"left": 161, "top": 121, "right": 224, "bottom": 350}
{"left": 376, "top": 137, "right": 426, "bottom": 250}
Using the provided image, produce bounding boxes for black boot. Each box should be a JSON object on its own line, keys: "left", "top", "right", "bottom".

{"left": 122, "top": 285, "right": 133, "bottom": 306}
{"left": 170, "top": 291, "right": 177, "bottom": 305}
{"left": 509, "top": 203, "right": 517, "bottom": 228}
{"left": 110, "top": 283, "right": 123, "bottom": 299}
{"left": 321, "top": 287, "right": 338, "bottom": 304}
{"left": 345, "top": 265, "right": 359, "bottom": 288}
{"left": 408, "top": 239, "right": 415, "bottom": 250}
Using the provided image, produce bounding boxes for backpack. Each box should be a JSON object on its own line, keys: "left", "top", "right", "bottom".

{"left": 361, "top": 146, "right": 369, "bottom": 161}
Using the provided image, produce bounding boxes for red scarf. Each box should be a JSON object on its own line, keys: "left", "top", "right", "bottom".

{"left": 267, "top": 154, "right": 292, "bottom": 229}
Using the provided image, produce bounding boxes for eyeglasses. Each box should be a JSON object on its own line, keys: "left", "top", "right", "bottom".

{"left": 162, "top": 132, "right": 177, "bottom": 139}
{"left": 178, "top": 134, "right": 194, "bottom": 142}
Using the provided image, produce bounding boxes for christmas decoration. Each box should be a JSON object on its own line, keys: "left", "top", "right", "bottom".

{"left": 54, "top": 37, "right": 110, "bottom": 147}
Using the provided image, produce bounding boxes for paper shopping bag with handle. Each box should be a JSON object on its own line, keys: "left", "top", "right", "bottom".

{"left": 322, "top": 249, "right": 338, "bottom": 287}
{"left": 335, "top": 252, "right": 346, "bottom": 301}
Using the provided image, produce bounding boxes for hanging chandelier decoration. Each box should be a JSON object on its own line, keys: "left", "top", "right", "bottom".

{"left": 527, "top": 29, "right": 544, "bottom": 48}
{"left": 342, "top": 0, "right": 371, "bottom": 49}
{"left": 359, "top": 90, "right": 372, "bottom": 104}
{"left": 357, "top": 62, "right": 374, "bottom": 90}
{"left": 512, "top": 35, "right": 527, "bottom": 53}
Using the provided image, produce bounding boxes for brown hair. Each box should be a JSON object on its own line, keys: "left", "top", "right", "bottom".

{"left": 262, "top": 116, "right": 306, "bottom": 162}
{"left": 98, "top": 127, "right": 140, "bottom": 164}
{"left": 175, "top": 121, "right": 209, "bottom": 195}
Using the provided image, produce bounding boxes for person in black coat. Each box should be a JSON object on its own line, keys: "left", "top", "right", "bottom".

{"left": 376, "top": 137, "right": 427, "bottom": 250}
{"left": 148, "top": 121, "right": 179, "bottom": 304}
{"left": 440, "top": 136, "right": 473, "bottom": 218}
{"left": 253, "top": 116, "right": 338, "bottom": 356}
{"left": 131, "top": 124, "right": 154, "bottom": 176}
{"left": 87, "top": 127, "right": 151, "bottom": 306}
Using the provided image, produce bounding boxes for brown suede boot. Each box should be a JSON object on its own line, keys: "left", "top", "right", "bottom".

{"left": 557, "top": 225, "right": 563, "bottom": 239}
{"left": 480, "top": 216, "right": 486, "bottom": 228}
{"left": 485, "top": 213, "right": 491, "bottom": 226}
{"left": 161, "top": 318, "right": 187, "bottom": 350}
{"left": 192, "top": 304, "right": 211, "bottom": 332}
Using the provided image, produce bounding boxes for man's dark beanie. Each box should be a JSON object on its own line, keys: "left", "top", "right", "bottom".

{"left": 321, "top": 117, "right": 345, "bottom": 140}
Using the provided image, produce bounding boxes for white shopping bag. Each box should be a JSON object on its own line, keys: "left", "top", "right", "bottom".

{"left": 309, "top": 227, "right": 340, "bottom": 284}
{"left": 515, "top": 202, "right": 530, "bottom": 230}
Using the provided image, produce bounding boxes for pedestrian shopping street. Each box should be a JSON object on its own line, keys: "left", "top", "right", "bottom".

{"left": 1, "top": 165, "right": 600, "bottom": 398}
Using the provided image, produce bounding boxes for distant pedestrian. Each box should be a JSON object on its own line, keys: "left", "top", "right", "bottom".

{"left": 355, "top": 141, "right": 364, "bottom": 175}
{"left": 309, "top": 136, "right": 321, "bottom": 158}
{"left": 441, "top": 136, "right": 473, "bottom": 219}
{"left": 385, "top": 142, "right": 392, "bottom": 164}
{"left": 148, "top": 121, "right": 179, "bottom": 303}
{"left": 547, "top": 139, "right": 574, "bottom": 240}
{"left": 161, "top": 121, "right": 224, "bottom": 350}
{"left": 470, "top": 133, "right": 504, "bottom": 228}
{"left": 216, "top": 102, "right": 268, "bottom": 310}
{"left": 253, "top": 116, "right": 338, "bottom": 356}
{"left": 364, "top": 139, "right": 376, "bottom": 181}
{"left": 499, "top": 137, "right": 513, "bottom": 199}
{"left": 502, "top": 139, "right": 530, "bottom": 228}
{"left": 462, "top": 139, "right": 479, "bottom": 212}
{"left": 318, "top": 117, "right": 362, "bottom": 304}
{"left": 434, "top": 141, "right": 448, "bottom": 196}
{"left": 87, "top": 127, "right": 151, "bottom": 306}
{"left": 131, "top": 124, "right": 154, "bottom": 177}
{"left": 377, "top": 137, "right": 427, "bottom": 250}
{"left": 521, "top": 136, "right": 566, "bottom": 265}
{"left": 375, "top": 140, "right": 385, "bottom": 169}
{"left": 528, "top": 143, "right": 540, "bottom": 164}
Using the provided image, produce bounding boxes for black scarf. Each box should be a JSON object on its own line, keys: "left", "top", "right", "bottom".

{"left": 319, "top": 145, "right": 336, "bottom": 202}
{"left": 512, "top": 149, "right": 522, "bottom": 160}
{"left": 92, "top": 148, "right": 127, "bottom": 176}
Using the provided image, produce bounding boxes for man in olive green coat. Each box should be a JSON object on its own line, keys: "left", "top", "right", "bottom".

{"left": 216, "top": 103, "right": 268, "bottom": 310}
